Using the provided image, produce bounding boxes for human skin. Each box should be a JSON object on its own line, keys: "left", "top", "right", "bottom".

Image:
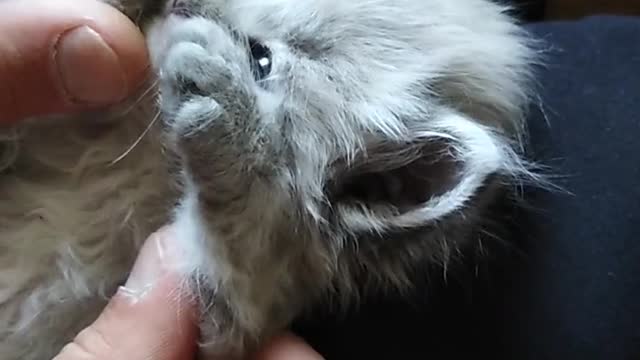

{"left": 0, "top": 0, "right": 148, "bottom": 123}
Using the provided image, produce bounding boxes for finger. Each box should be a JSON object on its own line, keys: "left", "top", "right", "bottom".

{"left": 252, "top": 333, "right": 324, "bottom": 360}
{"left": 53, "top": 228, "right": 199, "bottom": 360}
{"left": 0, "top": 0, "right": 149, "bottom": 124}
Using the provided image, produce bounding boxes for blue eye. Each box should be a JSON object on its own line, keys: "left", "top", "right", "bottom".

{"left": 248, "top": 38, "right": 272, "bottom": 80}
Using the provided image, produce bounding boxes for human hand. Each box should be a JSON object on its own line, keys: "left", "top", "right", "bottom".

{"left": 0, "top": 0, "right": 149, "bottom": 124}
{"left": 53, "top": 228, "right": 324, "bottom": 360}
{"left": 1, "top": 0, "right": 323, "bottom": 356}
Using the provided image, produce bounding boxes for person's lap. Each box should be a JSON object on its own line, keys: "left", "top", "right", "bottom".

{"left": 294, "top": 15, "right": 640, "bottom": 359}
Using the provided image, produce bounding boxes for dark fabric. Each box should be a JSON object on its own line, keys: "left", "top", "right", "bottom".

{"left": 508, "top": 0, "right": 547, "bottom": 21}
{"left": 294, "top": 15, "right": 640, "bottom": 360}
{"left": 500, "top": 16, "right": 640, "bottom": 360}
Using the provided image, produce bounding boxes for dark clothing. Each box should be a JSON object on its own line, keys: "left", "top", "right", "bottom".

{"left": 295, "top": 15, "right": 640, "bottom": 360}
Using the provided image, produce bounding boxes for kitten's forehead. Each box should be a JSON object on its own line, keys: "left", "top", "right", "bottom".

{"left": 221, "top": 0, "right": 429, "bottom": 42}
{"left": 224, "top": 0, "right": 350, "bottom": 34}
{"left": 149, "top": 0, "right": 532, "bottom": 142}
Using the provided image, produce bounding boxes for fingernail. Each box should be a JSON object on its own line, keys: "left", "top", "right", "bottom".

{"left": 121, "top": 228, "right": 175, "bottom": 302}
{"left": 53, "top": 26, "right": 127, "bottom": 105}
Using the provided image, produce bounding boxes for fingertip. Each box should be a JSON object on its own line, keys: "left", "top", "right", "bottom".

{"left": 82, "top": 0, "right": 150, "bottom": 99}
{"left": 50, "top": 0, "right": 151, "bottom": 106}
{"left": 120, "top": 226, "right": 189, "bottom": 300}
{"left": 59, "top": 228, "right": 199, "bottom": 360}
{"left": 0, "top": 0, "right": 150, "bottom": 123}
{"left": 253, "top": 333, "right": 324, "bottom": 360}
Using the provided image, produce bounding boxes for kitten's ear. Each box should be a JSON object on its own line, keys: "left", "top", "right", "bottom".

{"left": 330, "top": 112, "right": 527, "bottom": 234}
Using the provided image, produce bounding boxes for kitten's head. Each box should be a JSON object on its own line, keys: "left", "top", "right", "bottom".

{"left": 142, "top": 0, "right": 537, "bottom": 351}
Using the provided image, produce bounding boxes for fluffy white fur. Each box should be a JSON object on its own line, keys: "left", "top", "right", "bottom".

{"left": 0, "top": 0, "right": 541, "bottom": 358}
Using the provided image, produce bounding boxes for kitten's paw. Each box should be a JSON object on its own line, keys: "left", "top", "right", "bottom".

{"left": 162, "top": 42, "right": 233, "bottom": 97}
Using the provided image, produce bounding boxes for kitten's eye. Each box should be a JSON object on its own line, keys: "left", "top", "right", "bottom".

{"left": 248, "top": 37, "right": 272, "bottom": 80}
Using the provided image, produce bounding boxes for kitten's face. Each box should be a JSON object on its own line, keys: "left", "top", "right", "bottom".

{"left": 142, "top": 0, "right": 534, "bottom": 351}
{"left": 146, "top": 0, "right": 531, "bottom": 230}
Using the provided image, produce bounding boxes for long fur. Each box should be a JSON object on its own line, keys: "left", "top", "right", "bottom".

{"left": 0, "top": 0, "right": 542, "bottom": 358}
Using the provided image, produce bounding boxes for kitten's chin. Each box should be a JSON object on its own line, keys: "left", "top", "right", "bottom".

{"left": 167, "top": 174, "right": 219, "bottom": 280}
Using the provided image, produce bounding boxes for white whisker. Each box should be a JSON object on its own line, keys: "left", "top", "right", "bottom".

{"left": 115, "top": 79, "right": 159, "bottom": 118}
{"left": 109, "top": 111, "right": 162, "bottom": 166}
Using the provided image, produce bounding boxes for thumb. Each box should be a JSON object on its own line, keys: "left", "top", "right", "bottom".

{"left": 0, "top": 0, "right": 149, "bottom": 124}
{"left": 252, "top": 333, "right": 324, "bottom": 360}
{"left": 53, "top": 228, "right": 199, "bottom": 360}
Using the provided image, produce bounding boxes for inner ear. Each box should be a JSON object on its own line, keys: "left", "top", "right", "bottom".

{"left": 326, "top": 112, "right": 520, "bottom": 233}
{"left": 328, "top": 138, "right": 461, "bottom": 213}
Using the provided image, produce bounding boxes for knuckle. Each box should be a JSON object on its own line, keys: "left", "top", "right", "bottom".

{"left": 75, "top": 325, "right": 114, "bottom": 355}
{"left": 53, "top": 341, "right": 94, "bottom": 360}
{"left": 53, "top": 325, "right": 114, "bottom": 360}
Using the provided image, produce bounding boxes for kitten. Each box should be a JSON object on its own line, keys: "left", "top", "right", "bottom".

{"left": 0, "top": 0, "right": 541, "bottom": 358}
